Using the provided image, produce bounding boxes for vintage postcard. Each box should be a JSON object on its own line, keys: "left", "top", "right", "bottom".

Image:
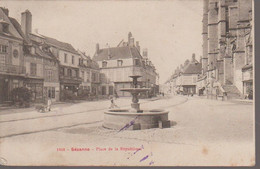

{"left": 0, "top": 0, "right": 255, "bottom": 166}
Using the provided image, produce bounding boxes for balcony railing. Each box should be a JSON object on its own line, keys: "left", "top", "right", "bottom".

{"left": 0, "top": 63, "right": 25, "bottom": 75}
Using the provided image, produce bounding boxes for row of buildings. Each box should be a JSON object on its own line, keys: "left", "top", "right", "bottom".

{"left": 165, "top": 0, "right": 253, "bottom": 100}
{"left": 0, "top": 7, "right": 158, "bottom": 104}
{"left": 164, "top": 54, "right": 202, "bottom": 95}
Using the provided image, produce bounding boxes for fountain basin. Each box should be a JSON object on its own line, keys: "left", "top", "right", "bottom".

{"left": 103, "top": 109, "right": 170, "bottom": 130}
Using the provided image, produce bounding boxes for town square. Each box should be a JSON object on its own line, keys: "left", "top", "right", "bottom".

{"left": 0, "top": 0, "right": 254, "bottom": 166}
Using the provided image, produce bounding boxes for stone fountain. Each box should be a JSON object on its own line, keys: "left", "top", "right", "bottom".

{"left": 103, "top": 75, "right": 170, "bottom": 130}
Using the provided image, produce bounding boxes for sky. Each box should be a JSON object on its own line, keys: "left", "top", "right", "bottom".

{"left": 1, "top": 0, "right": 203, "bottom": 84}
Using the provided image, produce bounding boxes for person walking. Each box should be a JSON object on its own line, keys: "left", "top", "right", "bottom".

{"left": 47, "top": 98, "right": 52, "bottom": 111}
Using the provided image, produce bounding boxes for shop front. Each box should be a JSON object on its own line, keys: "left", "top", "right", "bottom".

{"left": 25, "top": 78, "right": 44, "bottom": 103}
{"left": 43, "top": 82, "right": 60, "bottom": 102}
{"left": 0, "top": 75, "right": 25, "bottom": 103}
{"left": 60, "top": 78, "right": 81, "bottom": 100}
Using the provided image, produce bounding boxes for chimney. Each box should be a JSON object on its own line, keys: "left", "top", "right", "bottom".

{"left": 184, "top": 59, "right": 190, "bottom": 66}
{"left": 129, "top": 37, "right": 135, "bottom": 47}
{"left": 21, "top": 10, "right": 32, "bottom": 36}
{"left": 107, "top": 44, "right": 111, "bottom": 59}
{"left": 1, "top": 7, "right": 9, "bottom": 16}
{"left": 96, "top": 43, "right": 100, "bottom": 54}
{"left": 143, "top": 48, "right": 148, "bottom": 58}
{"left": 192, "top": 53, "right": 196, "bottom": 62}
{"left": 128, "top": 32, "right": 132, "bottom": 44}
{"left": 136, "top": 41, "right": 140, "bottom": 52}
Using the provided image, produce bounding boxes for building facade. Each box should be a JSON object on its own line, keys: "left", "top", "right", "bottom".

{"left": 198, "top": 0, "right": 253, "bottom": 99}
{"left": 93, "top": 32, "right": 158, "bottom": 97}
{"left": 42, "top": 36, "right": 82, "bottom": 101}
{"left": 78, "top": 50, "right": 100, "bottom": 96}
{"left": 0, "top": 7, "right": 26, "bottom": 103}
{"left": 20, "top": 10, "right": 60, "bottom": 102}
{"left": 165, "top": 54, "right": 201, "bottom": 95}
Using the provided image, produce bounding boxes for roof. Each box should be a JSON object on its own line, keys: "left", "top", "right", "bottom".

{"left": 0, "top": 8, "right": 23, "bottom": 41}
{"left": 35, "top": 46, "right": 56, "bottom": 60}
{"left": 9, "top": 17, "right": 30, "bottom": 43}
{"left": 78, "top": 50, "right": 99, "bottom": 69}
{"left": 182, "top": 62, "right": 202, "bottom": 74}
{"left": 93, "top": 46, "right": 142, "bottom": 61}
{"left": 42, "top": 35, "right": 79, "bottom": 55}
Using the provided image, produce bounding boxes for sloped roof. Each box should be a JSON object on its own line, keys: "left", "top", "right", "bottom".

{"left": 8, "top": 17, "right": 29, "bottom": 43}
{"left": 78, "top": 50, "right": 99, "bottom": 69}
{"left": 182, "top": 62, "right": 202, "bottom": 74}
{"left": 35, "top": 46, "right": 56, "bottom": 60}
{"left": 93, "top": 46, "right": 142, "bottom": 61}
{"left": 0, "top": 8, "right": 23, "bottom": 40}
{"left": 43, "top": 35, "right": 78, "bottom": 55}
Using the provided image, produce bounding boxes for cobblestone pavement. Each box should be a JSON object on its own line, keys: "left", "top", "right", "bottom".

{"left": 0, "top": 95, "right": 254, "bottom": 166}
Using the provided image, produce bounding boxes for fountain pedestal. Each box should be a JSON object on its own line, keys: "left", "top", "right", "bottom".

{"left": 103, "top": 75, "right": 170, "bottom": 130}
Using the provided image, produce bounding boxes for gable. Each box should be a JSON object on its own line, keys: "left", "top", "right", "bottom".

{"left": 0, "top": 8, "right": 23, "bottom": 40}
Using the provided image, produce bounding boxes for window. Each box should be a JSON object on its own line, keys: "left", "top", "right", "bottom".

{"left": 47, "top": 70, "right": 53, "bottom": 81}
{"left": 64, "top": 53, "right": 67, "bottom": 63}
{"left": 51, "top": 87, "right": 55, "bottom": 98}
{"left": 225, "top": 7, "right": 229, "bottom": 33}
{"left": 67, "top": 69, "right": 72, "bottom": 77}
{"left": 60, "top": 67, "right": 64, "bottom": 76}
{"left": 102, "top": 61, "right": 107, "bottom": 68}
{"left": 31, "top": 47, "right": 35, "bottom": 54}
{"left": 81, "top": 71, "right": 84, "bottom": 79}
{"left": 92, "top": 73, "right": 96, "bottom": 82}
{"left": 72, "top": 55, "right": 74, "bottom": 64}
{"left": 102, "top": 86, "right": 106, "bottom": 95}
{"left": 48, "top": 87, "right": 55, "bottom": 99}
{"left": 134, "top": 59, "right": 140, "bottom": 66}
{"left": 72, "top": 69, "right": 76, "bottom": 77}
{"left": 109, "top": 86, "right": 114, "bottom": 95}
{"left": 117, "top": 60, "right": 123, "bottom": 67}
{"left": 30, "top": 63, "right": 37, "bottom": 76}
{"left": 248, "top": 45, "right": 253, "bottom": 64}
{"left": 0, "top": 54, "right": 5, "bottom": 64}
{"left": 3, "top": 24, "right": 9, "bottom": 33}
{"left": 87, "top": 71, "right": 90, "bottom": 82}
{"left": 0, "top": 45, "right": 7, "bottom": 53}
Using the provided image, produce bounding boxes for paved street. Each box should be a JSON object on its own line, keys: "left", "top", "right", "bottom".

{"left": 0, "top": 96, "right": 254, "bottom": 166}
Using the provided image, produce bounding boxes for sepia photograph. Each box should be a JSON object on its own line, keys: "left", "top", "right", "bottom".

{"left": 0, "top": 0, "right": 255, "bottom": 166}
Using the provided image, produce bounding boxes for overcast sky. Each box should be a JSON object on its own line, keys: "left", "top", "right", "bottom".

{"left": 1, "top": 0, "right": 203, "bottom": 84}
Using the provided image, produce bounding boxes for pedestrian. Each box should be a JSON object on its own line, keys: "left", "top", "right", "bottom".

{"left": 47, "top": 98, "right": 52, "bottom": 111}
{"left": 109, "top": 95, "right": 118, "bottom": 109}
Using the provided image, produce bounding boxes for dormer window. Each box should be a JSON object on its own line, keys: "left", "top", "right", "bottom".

{"left": 3, "top": 24, "right": 9, "bottom": 33}
{"left": 134, "top": 59, "right": 140, "bottom": 66}
{"left": 13, "top": 49, "right": 19, "bottom": 58}
{"left": 31, "top": 47, "right": 36, "bottom": 54}
{"left": 117, "top": 60, "right": 123, "bottom": 67}
{"left": 0, "top": 20, "right": 9, "bottom": 33}
{"left": 102, "top": 61, "right": 107, "bottom": 68}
